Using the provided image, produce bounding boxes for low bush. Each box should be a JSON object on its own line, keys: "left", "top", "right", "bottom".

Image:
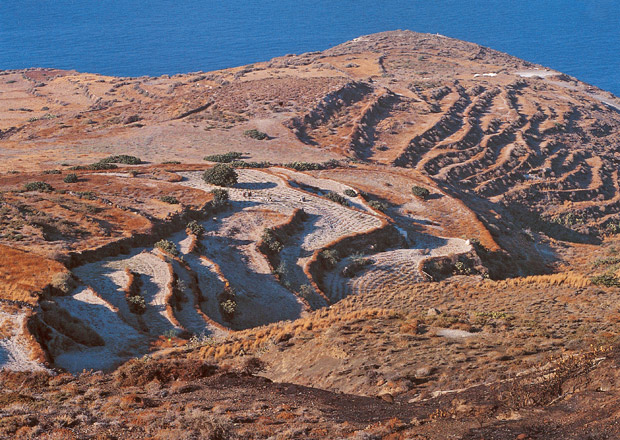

{"left": 283, "top": 161, "right": 324, "bottom": 171}
{"left": 24, "top": 181, "right": 53, "bottom": 192}
{"left": 368, "top": 200, "right": 388, "bottom": 212}
{"left": 210, "top": 188, "right": 230, "bottom": 209}
{"left": 186, "top": 220, "right": 205, "bottom": 237}
{"left": 162, "top": 160, "right": 181, "bottom": 164}
{"left": 412, "top": 185, "right": 431, "bottom": 200}
{"left": 343, "top": 189, "right": 357, "bottom": 197}
{"left": 261, "top": 228, "right": 283, "bottom": 254}
{"left": 70, "top": 162, "right": 118, "bottom": 171}
{"left": 591, "top": 273, "right": 620, "bottom": 287}
{"left": 203, "top": 164, "right": 238, "bottom": 187}
{"left": 203, "top": 151, "right": 243, "bottom": 163}
{"left": 100, "top": 155, "right": 142, "bottom": 165}
{"left": 63, "top": 173, "right": 78, "bottom": 183}
{"left": 319, "top": 249, "right": 339, "bottom": 269}
{"left": 218, "top": 286, "right": 237, "bottom": 321}
{"left": 244, "top": 129, "right": 268, "bottom": 140}
{"left": 230, "top": 160, "right": 271, "bottom": 168}
{"left": 155, "top": 239, "right": 179, "bottom": 256}
{"left": 325, "top": 191, "right": 349, "bottom": 206}
{"left": 42, "top": 170, "right": 61, "bottom": 175}
{"left": 159, "top": 195, "right": 179, "bottom": 204}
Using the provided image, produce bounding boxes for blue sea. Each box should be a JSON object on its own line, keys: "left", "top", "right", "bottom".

{"left": 1, "top": 1, "right": 619, "bottom": 95}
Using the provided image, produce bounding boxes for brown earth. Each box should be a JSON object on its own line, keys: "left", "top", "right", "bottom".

{"left": 1, "top": 30, "right": 620, "bottom": 438}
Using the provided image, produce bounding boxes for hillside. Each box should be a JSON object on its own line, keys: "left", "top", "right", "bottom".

{"left": 1, "top": 30, "right": 620, "bottom": 438}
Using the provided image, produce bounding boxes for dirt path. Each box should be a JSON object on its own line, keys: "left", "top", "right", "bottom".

{"left": 0, "top": 310, "right": 46, "bottom": 372}
{"left": 324, "top": 235, "right": 471, "bottom": 301}
{"left": 53, "top": 287, "right": 148, "bottom": 373}
{"left": 178, "top": 169, "right": 383, "bottom": 309}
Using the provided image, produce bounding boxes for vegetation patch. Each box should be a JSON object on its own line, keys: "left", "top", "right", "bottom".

{"left": 186, "top": 220, "right": 205, "bottom": 237}
{"left": 100, "top": 155, "right": 142, "bottom": 165}
{"left": 203, "top": 151, "right": 243, "bottom": 163}
{"left": 218, "top": 285, "right": 237, "bottom": 321}
{"left": 209, "top": 188, "right": 230, "bottom": 210}
{"left": 244, "top": 129, "right": 268, "bottom": 140}
{"left": 325, "top": 191, "right": 349, "bottom": 207}
{"left": 63, "top": 173, "right": 78, "bottom": 184}
{"left": 155, "top": 239, "right": 179, "bottom": 257}
{"left": 203, "top": 164, "right": 238, "bottom": 187}
{"left": 411, "top": 185, "right": 430, "bottom": 200}
{"left": 159, "top": 195, "right": 179, "bottom": 204}
{"left": 24, "top": 182, "right": 54, "bottom": 192}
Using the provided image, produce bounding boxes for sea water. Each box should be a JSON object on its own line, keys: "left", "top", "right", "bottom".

{"left": 1, "top": 0, "right": 619, "bottom": 95}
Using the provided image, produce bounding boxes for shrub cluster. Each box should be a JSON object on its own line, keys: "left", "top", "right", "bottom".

{"left": 63, "top": 173, "right": 78, "bottom": 183}
{"left": 100, "top": 155, "right": 142, "bottom": 165}
{"left": 24, "top": 181, "right": 54, "bottom": 192}
{"left": 155, "top": 239, "right": 179, "bottom": 256}
{"left": 319, "top": 249, "right": 339, "bottom": 270}
{"left": 203, "top": 164, "right": 238, "bottom": 187}
{"left": 218, "top": 285, "right": 237, "bottom": 321}
{"left": 412, "top": 185, "right": 431, "bottom": 200}
{"left": 186, "top": 220, "right": 205, "bottom": 237}
{"left": 159, "top": 195, "right": 179, "bottom": 204}
{"left": 343, "top": 189, "right": 357, "bottom": 197}
{"left": 230, "top": 160, "right": 271, "bottom": 169}
{"left": 210, "top": 188, "right": 230, "bottom": 210}
{"left": 261, "top": 228, "right": 283, "bottom": 254}
{"left": 42, "top": 169, "right": 61, "bottom": 175}
{"left": 591, "top": 273, "right": 620, "bottom": 287}
{"left": 325, "top": 191, "right": 349, "bottom": 206}
{"left": 243, "top": 129, "right": 268, "bottom": 140}
{"left": 368, "top": 200, "right": 388, "bottom": 212}
{"left": 283, "top": 161, "right": 324, "bottom": 171}
{"left": 203, "top": 152, "right": 243, "bottom": 163}
{"left": 70, "top": 162, "right": 118, "bottom": 171}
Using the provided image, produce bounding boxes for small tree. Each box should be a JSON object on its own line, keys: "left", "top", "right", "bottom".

{"left": 63, "top": 173, "right": 79, "bottom": 183}
{"left": 203, "top": 164, "right": 238, "bottom": 187}
{"left": 210, "top": 188, "right": 230, "bottom": 209}
{"left": 412, "top": 185, "right": 430, "bottom": 200}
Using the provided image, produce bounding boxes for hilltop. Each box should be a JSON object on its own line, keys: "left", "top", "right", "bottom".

{"left": 1, "top": 30, "right": 620, "bottom": 438}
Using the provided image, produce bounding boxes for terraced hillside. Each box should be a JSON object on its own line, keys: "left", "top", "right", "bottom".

{"left": 1, "top": 30, "right": 620, "bottom": 438}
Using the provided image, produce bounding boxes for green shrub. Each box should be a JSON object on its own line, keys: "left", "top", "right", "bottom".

{"left": 159, "top": 195, "right": 179, "bottom": 204}
{"left": 100, "top": 155, "right": 142, "bottom": 165}
{"left": 127, "top": 294, "right": 146, "bottom": 314}
{"left": 162, "top": 160, "right": 181, "bottom": 165}
{"left": 591, "top": 274, "right": 620, "bottom": 287}
{"left": 299, "top": 284, "right": 314, "bottom": 299}
{"left": 412, "top": 185, "right": 431, "bottom": 200}
{"left": 203, "top": 164, "right": 238, "bottom": 187}
{"left": 261, "top": 228, "right": 283, "bottom": 254}
{"left": 63, "top": 173, "right": 78, "bottom": 183}
{"left": 230, "top": 160, "right": 271, "bottom": 168}
{"left": 42, "top": 170, "right": 61, "bottom": 175}
{"left": 220, "top": 299, "right": 237, "bottom": 318}
{"left": 70, "top": 162, "right": 119, "bottom": 171}
{"left": 203, "top": 152, "right": 243, "bottom": 163}
{"left": 24, "top": 181, "right": 54, "bottom": 192}
{"left": 344, "top": 189, "right": 357, "bottom": 197}
{"left": 218, "top": 286, "right": 237, "bottom": 320}
{"left": 368, "top": 200, "right": 388, "bottom": 212}
{"left": 186, "top": 220, "right": 205, "bottom": 237}
{"left": 244, "top": 129, "right": 268, "bottom": 140}
{"left": 210, "top": 188, "right": 230, "bottom": 209}
{"left": 319, "top": 249, "right": 339, "bottom": 269}
{"left": 325, "top": 191, "right": 349, "bottom": 206}
{"left": 155, "top": 239, "right": 179, "bottom": 256}
{"left": 283, "top": 161, "right": 324, "bottom": 171}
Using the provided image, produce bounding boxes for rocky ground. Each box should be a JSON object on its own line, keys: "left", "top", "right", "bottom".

{"left": 1, "top": 30, "right": 620, "bottom": 438}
